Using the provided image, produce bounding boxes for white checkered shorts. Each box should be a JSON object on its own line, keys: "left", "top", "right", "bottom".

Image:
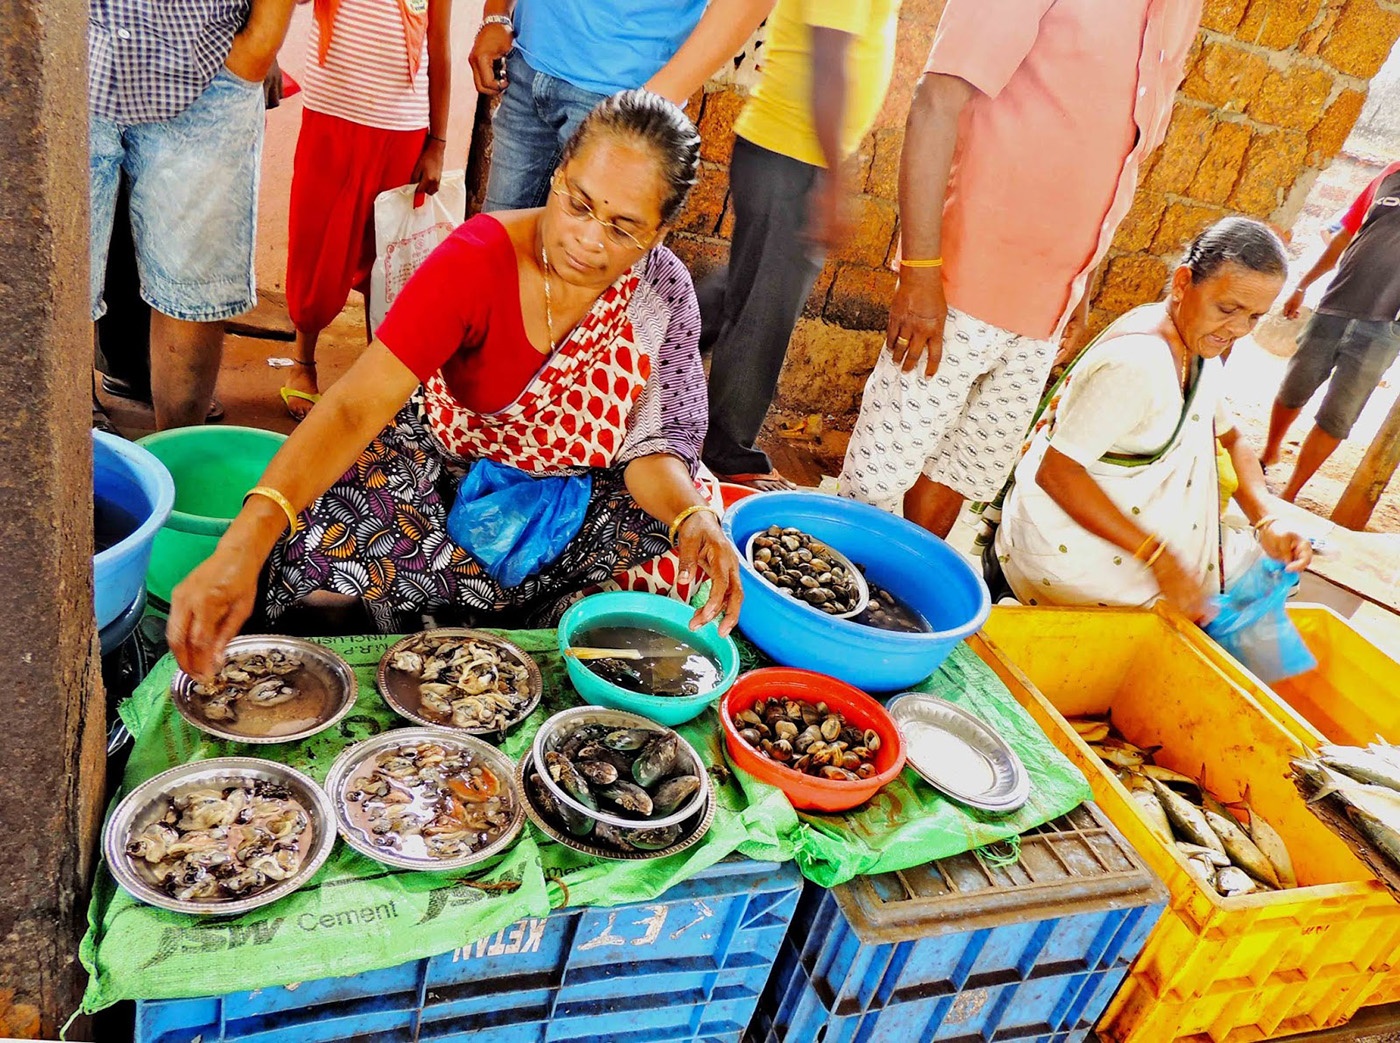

{"left": 840, "top": 307, "right": 1057, "bottom": 510}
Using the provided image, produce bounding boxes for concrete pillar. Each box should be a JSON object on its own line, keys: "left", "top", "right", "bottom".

{"left": 0, "top": 0, "right": 108, "bottom": 1036}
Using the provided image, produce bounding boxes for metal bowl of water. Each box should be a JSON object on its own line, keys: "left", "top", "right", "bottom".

{"left": 324, "top": 728, "right": 524, "bottom": 873}
{"left": 169, "top": 635, "right": 358, "bottom": 745}
{"left": 103, "top": 757, "right": 336, "bottom": 916}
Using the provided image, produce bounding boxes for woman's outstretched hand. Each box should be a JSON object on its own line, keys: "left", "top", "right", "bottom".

{"left": 166, "top": 548, "right": 262, "bottom": 681}
{"left": 675, "top": 510, "right": 744, "bottom": 637}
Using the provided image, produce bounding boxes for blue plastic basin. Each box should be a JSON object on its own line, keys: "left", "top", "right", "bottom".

{"left": 557, "top": 590, "right": 740, "bottom": 726}
{"left": 722, "top": 491, "right": 990, "bottom": 691}
{"left": 93, "top": 431, "right": 175, "bottom": 630}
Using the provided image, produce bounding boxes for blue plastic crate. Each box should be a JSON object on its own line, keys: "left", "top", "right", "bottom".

{"left": 135, "top": 856, "right": 801, "bottom": 1043}
{"left": 747, "top": 803, "right": 1166, "bottom": 1043}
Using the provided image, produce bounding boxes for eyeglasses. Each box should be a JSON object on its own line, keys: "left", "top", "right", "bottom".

{"left": 551, "top": 179, "right": 652, "bottom": 251}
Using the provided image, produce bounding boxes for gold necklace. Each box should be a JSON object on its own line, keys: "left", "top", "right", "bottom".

{"left": 540, "top": 238, "right": 556, "bottom": 351}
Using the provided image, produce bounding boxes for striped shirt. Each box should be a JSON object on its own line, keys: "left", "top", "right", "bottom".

{"left": 301, "top": 0, "right": 430, "bottom": 131}
{"left": 89, "top": 0, "right": 251, "bottom": 124}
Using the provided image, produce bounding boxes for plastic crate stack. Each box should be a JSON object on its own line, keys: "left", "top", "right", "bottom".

{"left": 135, "top": 857, "right": 802, "bottom": 1043}
{"left": 748, "top": 803, "right": 1166, "bottom": 1043}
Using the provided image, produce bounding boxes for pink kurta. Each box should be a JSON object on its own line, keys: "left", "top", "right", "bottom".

{"left": 927, "top": 0, "right": 1202, "bottom": 341}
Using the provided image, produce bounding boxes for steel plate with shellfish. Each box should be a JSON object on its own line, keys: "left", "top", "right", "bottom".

{"left": 377, "top": 629, "right": 542, "bottom": 735}
{"left": 325, "top": 728, "right": 523, "bottom": 871}
{"left": 103, "top": 758, "right": 336, "bottom": 916}
{"left": 169, "top": 635, "right": 357, "bottom": 744}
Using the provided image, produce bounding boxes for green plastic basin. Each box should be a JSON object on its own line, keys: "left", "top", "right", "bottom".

{"left": 136, "top": 426, "right": 287, "bottom": 604}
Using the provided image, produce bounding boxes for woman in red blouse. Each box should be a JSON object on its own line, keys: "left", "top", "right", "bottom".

{"left": 169, "top": 92, "right": 742, "bottom": 678}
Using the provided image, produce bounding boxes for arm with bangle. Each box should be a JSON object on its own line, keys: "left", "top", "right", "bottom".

{"left": 469, "top": 0, "right": 515, "bottom": 94}
{"left": 886, "top": 71, "right": 976, "bottom": 377}
{"left": 623, "top": 454, "right": 742, "bottom": 638}
{"left": 168, "top": 344, "right": 422, "bottom": 680}
{"left": 1034, "top": 445, "right": 1210, "bottom": 620}
{"left": 1219, "top": 426, "right": 1313, "bottom": 573}
{"left": 411, "top": 0, "right": 454, "bottom": 196}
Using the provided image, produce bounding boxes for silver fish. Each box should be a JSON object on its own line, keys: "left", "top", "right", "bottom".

{"left": 1204, "top": 808, "right": 1280, "bottom": 888}
{"left": 1243, "top": 800, "right": 1296, "bottom": 889}
{"left": 1131, "top": 787, "right": 1173, "bottom": 843}
{"left": 1151, "top": 778, "right": 1225, "bottom": 855}
{"left": 1215, "top": 865, "right": 1256, "bottom": 897}
{"left": 1176, "top": 842, "right": 1231, "bottom": 867}
{"left": 1319, "top": 744, "right": 1400, "bottom": 792}
{"left": 1184, "top": 856, "right": 1217, "bottom": 888}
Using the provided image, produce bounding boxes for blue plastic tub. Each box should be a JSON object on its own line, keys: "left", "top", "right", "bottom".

{"left": 135, "top": 857, "right": 801, "bottom": 1043}
{"left": 93, "top": 431, "right": 174, "bottom": 629}
{"left": 722, "top": 491, "right": 989, "bottom": 691}
{"left": 557, "top": 590, "right": 740, "bottom": 726}
{"left": 749, "top": 803, "right": 1167, "bottom": 1043}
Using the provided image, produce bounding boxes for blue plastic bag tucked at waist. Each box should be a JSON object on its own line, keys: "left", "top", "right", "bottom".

{"left": 445, "top": 459, "right": 592, "bottom": 588}
{"left": 1203, "top": 557, "right": 1317, "bottom": 684}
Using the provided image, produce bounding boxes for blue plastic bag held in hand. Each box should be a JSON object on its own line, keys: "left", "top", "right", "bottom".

{"left": 1204, "top": 557, "right": 1317, "bottom": 683}
{"left": 445, "top": 460, "right": 592, "bottom": 588}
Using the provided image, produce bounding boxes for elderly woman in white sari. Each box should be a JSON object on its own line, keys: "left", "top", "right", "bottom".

{"left": 988, "top": 218, "right": 1312, "bottom": 620}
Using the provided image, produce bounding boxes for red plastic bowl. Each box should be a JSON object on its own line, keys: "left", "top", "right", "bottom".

{"left": 720, "top": 668, "right": 907, "bottom": 812}
{"left": 718, "top": 483, "right": 759, "bottom": 510}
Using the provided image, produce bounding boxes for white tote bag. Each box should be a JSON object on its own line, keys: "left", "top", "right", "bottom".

{"left": 368, "top": 169, "right": 467, "bottom": 335}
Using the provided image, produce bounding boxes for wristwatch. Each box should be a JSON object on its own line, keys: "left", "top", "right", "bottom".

{"left": 479, "top": 14, "right": 513, "bottom": 33}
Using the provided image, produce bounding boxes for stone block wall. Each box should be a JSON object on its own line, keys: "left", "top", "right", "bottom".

{"left": 668, "top": 0, "right": 1400, "bottom": 420}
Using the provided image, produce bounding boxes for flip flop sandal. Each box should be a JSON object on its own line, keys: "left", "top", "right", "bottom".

{"left": 279, "top": 385, "right": 321, "bottom": 420}
{"left": 100, "top": 374, "right": 225, "bottom": 422}
{"left": 713, "top": 471, "right": 797, "bottom": 491}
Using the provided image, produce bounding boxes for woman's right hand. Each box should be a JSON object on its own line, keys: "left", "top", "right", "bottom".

{"left": 166, "top": 548, "right": 262, "bottom": 682}
{"left": 1149, "top": 548, "right": 1211, "bottom": 623}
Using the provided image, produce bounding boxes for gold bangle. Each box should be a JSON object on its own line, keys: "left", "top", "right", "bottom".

{"left": 244, "top": 486, "right": 301, "bottom": 536}
{"left": 1132, "top": 534, "right": 1159, "bottom": 561}
{"left": 1143, "top": 542, "right": 1167, "bottom": 569}
{"left": 668, "top": 504, "right": 717, "bottom": 546}
{"left": 900, "top": 258, "right": 943, "bottom": 268}
{"left": 1252, "top": 515, "right": 1278, "bottom": 533}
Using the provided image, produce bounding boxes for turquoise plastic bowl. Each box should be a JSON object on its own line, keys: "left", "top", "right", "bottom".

{"left": 556, "top": 591, "right": 740, "bottom": 726}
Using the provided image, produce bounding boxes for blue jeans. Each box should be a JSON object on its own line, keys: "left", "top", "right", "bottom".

{"left": 482, "top": 50, "right": 606, "bottom": 212}
{"left": 1277, "top": 311, "right": 1400, "bottom": 438}
{"left": 89, "top": 66, "right": 264, "bottom": 323}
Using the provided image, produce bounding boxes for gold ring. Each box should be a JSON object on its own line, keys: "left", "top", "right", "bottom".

{"left": 895, "top": 336, "right": 910, "bottom": 345}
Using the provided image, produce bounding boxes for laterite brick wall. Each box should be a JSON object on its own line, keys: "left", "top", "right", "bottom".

{"left": 669, "top": 0, "right": 1400, "bottom": 420}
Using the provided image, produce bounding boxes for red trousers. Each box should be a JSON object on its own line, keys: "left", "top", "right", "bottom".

{"left": 286, "top": 107, "right": 426, "bottom": 332}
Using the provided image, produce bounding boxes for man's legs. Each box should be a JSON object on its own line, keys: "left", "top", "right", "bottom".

{"left": 89, "top": 113, "right": 124, "bottom": 431}
{"left": 1261, "top": 400, "right": 1301, "bottom": 469}
{"left": 1267, "top": 312, "right": 1345, "bottom": 469}
{"left": 483, "top": 51, "right": 604, "bottom": 211}
{"left": 125, "top": 68, "right": 264, "bottom": 429}
{"left": 840, "top": 308, "right": 998, "bottom": 517}
{"left": 904, "top": 477, "right": 965, "bottom": 539}
{"left": 701, "top": 138, "right": 823, "bottom": 483}
{"left": 1282, "top": 316, "right": 1400, "bottom": 501}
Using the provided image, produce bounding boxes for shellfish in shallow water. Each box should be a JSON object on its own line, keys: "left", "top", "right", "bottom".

{"left": 125, "top": 780, "right": 310, "bottom": 903}
{"left": 391, "top": 634, "right": 534, "bottom": 732}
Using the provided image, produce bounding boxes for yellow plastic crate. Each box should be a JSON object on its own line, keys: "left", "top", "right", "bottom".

{"left": 1165, "top": 601, "right": 1400, "bottom": 1007}
{"left": 1165, "top": 602, "right": 1400, "bottom": 750}
{"left": 974, "top": 606, "right": 1400, "bottom": 1043}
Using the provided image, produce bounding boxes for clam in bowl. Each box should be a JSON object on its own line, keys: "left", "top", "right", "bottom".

{"left": 325, "top": 728, "right": 525, "bottom": 873}
{"left": 169, "top": 635, "right": 358, "bottom": 745}
{"left": 103, "top": 757, "right": 337, "bottom": 916}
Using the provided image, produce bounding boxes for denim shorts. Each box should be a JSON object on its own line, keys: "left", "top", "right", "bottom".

{"left": 482, "top": 50, "right": 606, "bottom": 212}
{"left": 1277, "top": 311, "right": 1400, "bottom": 438}
{"left": 89, "top": 66, "right": 264, "bottom": 323}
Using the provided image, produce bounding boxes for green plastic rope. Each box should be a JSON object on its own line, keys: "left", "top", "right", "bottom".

{"left": 977, "top": 834, "right": 1022, "bottom": 870}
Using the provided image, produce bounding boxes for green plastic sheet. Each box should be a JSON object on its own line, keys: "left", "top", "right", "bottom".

{"left": 79, "top": 630, "right": 1088, "bottom": 1015}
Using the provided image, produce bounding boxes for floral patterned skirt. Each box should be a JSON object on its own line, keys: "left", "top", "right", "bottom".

{"left": 263, "top": 402, "right": 672, "bottom": 632}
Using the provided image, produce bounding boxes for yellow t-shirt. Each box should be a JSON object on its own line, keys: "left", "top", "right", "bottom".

{"left": 734, "top": 0, "right": 901, "bottom": 168}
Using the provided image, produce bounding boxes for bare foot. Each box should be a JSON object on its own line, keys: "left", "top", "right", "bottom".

{"left": 280, "top": 360, "right": 319, "bottom": 420}
{"left": 715, "top": 471, "right": 797, "bottom": 492}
